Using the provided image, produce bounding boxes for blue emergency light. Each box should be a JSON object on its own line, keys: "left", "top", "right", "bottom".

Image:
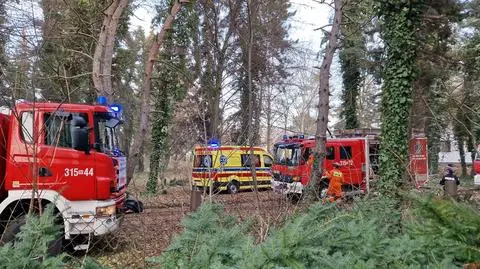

{"left": 109, "top": 103, "right": 123, "bottom": 113}
{"left": 97, "top": 96, "right": 108, "bottom": 105}
{"left": 208, "top": 138, "right": 220, "bottom": 148}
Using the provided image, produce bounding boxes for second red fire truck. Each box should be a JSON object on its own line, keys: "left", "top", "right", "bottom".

{"left": 271, "top": 130, "right": 381, "bottom": 198}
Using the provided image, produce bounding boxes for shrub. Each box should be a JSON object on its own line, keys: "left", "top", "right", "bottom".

{"left": 155, "top": 194, "right": 480, "bottom": 268}
{"left": 0, "top": 205, "right": 65, "bottom": 269}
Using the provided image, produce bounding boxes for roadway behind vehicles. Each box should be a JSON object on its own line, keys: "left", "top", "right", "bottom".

{"left": 191, "top": 145, "right": 273, "bottom": 194}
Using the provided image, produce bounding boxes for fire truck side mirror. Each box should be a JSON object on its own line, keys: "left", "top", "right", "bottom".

{"left": 71, "top": 117, "right": 89, "bottom": 154}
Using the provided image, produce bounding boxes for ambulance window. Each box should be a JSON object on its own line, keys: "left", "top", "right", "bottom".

{"left": 264, "top": 155, "right": 273, "bottom": 167}
{"left": 326, "top": 147, "right": 335, "bottom": 160}
{"left": 340, "top": 146, "right": 352, "bottom": 160}
{"left": 20, "top": 112, "right": 34, "bottom": 143}
{"left": 194, "top": 155, "right": 212, "bottom": 168}
{"left": 241, "top": 154, "right": 260, "bottom": 167}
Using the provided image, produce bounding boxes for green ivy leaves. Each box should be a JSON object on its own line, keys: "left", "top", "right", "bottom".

{"left": 378, "top": 0, "right": 426, "bottom": 191}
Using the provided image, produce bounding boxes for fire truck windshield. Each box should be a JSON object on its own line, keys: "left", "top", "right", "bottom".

{"left": 94, "top": 112, "right": 122, "bottom": 153}
{"left": 274, "top": 144, "right": 302, "bottom": 166}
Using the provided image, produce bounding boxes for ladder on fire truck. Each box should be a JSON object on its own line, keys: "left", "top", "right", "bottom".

{"left": 333, "top": 129, "right": 381, "bottom": 194}
{"left": 364, "top": 135, "right": 380, "bottom": 194}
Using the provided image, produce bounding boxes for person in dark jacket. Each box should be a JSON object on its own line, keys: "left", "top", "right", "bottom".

{"left": 440, "top": 164, "right": 460, "bottom": 187}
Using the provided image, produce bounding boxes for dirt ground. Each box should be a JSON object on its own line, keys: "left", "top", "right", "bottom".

{"left": 87, "top": 173, "right": 304, "bottom": 269}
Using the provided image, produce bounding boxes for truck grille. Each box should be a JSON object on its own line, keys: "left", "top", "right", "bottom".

{"left": 273, "top": 172, "right": 293, "bottom": 183}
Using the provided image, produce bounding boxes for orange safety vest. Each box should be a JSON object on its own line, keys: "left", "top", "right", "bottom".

{"left": 326, "top": 168, "right": 344, "bottom": 198}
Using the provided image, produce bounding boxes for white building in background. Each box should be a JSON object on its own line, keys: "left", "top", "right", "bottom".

{"left": 438, "top": 125, "right": 476, "bottom": 165}
{"left": 438, "top": 151, "right": 473, "bottom": 164}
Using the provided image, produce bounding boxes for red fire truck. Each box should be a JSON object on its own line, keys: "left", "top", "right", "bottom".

{"left": 0, "top": 98, "right": 137, "bottom": 251}
{"left": 271, "top": 130, "right": 381, "bottom": 198}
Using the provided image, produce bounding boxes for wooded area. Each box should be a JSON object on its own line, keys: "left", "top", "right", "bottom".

{"left": 2, "top": 0, "right": 480, "bottom": 268}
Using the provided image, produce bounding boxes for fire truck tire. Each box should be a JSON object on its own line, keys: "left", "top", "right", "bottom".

{"left": 227, "top": 181, "right": 240, "bottom": 194}
{"left": 287, "top": 193, "right": 302, "bottom": 204}
{"left": 1, "top": 215, "right": 26, "bottom": 244}
{"left": 1, "top": 214, "right": 63, "bottom": 255}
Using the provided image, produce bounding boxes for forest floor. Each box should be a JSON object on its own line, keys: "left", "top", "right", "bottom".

{"left": 85, "top": 173, "right": 480, "bottom": 268}
{"left": 88, "top": 172, "right": 304, "bottom": 268}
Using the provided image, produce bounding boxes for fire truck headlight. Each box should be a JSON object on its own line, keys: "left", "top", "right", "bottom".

{"left": 96, "top": 205, "right": 116, "bottom": 217}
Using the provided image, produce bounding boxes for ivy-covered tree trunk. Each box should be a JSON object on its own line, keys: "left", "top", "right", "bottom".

{"left": 147, "top": 85, "right": 173, "bottom": 193}
{"left": 378, "top": 0, "right": 424, "bottom": 190}
{"left": 145, "top": 1, "right": 192, "bottom": 193}
{"left": 127, "top": 1, "right": 185, "bottom": 185}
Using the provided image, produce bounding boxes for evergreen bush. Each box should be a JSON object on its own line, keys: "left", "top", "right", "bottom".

{"left": 0, "top": 204, "right": 104, "bottom": 269}
{"left": 155, "top": 195, "right": 480, "bottom": 268}
{"left": 0, "top": 205, "right": 65, "bottom": 269}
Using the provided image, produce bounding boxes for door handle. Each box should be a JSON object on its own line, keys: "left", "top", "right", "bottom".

{"left": 38, "top": 167, "right": 52, "bottom": 177}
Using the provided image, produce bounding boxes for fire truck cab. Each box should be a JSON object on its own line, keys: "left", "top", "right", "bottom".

{"left": 0, "top": 99, "right": 130, "bottom": 251}
{"left": 271, "top": 130, "right": 380, "bottom": 197}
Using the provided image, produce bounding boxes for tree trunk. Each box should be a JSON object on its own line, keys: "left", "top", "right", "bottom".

{"left": 92, "top": 1, "right": 119, "bottom": 98}
{"left": 309, "top": 0, "right": 343, "bottom": 196}
{"left": 247, "top": 0, "right": 259, "bottom": 201}
{"left": 378, "top": 1, "right": 424, "bottom": 191}
{"left": 102, "top": 0, "right": 129, "bottom": 99}
{"left": 127, "top": 1, "right": 184, "bottom": 185}
{"left": 458, "top": 138, "right": 467, "bottom": 178}
{"left": 137, "top": 144, "right": 145, "bottom": 173}
{"left": 266, "top": 87, "right": 272, "bottom": 152}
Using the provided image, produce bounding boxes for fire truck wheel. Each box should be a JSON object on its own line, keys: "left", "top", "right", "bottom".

{"left": 227, "top": 181, "right": 240, "bottom": 194}
{"left": 1, "top": 214, "right": 63, "bottom": 255}
{"left": 1, "top": 215, "right": 26, "bottom": 244}
{"left": 287, "top": 193, "right": 302, "bottom": 204}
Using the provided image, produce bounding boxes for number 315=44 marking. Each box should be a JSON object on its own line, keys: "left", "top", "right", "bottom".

{"left": 64, "top": 168, "right": 94, "bottom": 177}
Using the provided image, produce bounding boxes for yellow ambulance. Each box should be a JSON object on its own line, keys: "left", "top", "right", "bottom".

{"left": 191, "top": 145, "right": 273, "bottom": 193}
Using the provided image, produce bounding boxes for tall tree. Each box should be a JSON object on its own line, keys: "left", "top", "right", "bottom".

{"left": 127, "top": 0, "right": 188, "bottom": 184}
{"left": 378, "top": 0, "right": 425, "bottom": 190}
{"left": 92, "top": 0, "right": 129, "bottom": 100}
{"left": 309, "top": 0, "right": 343, "bottom": 196}
{"left": 409, "top": 0, "right": 459, "bottom": 173}
{"left": 339, "top": 0, "right": 367, "bottom": 129}
{"left": 112, "top": 27, "right": 145, "bottom": 157}
{"left": 195, "top": 0, "right": 242, "bottom": 142}
{"left": 233, "top": 0, "right": 293, "bottom": 145}
{"left": 146, "top": 1, "right": 193, "bottom": 194}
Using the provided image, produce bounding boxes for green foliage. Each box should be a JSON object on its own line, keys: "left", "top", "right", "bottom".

{"left": 0, "top": 205, "right": 65, "bottom": 268}
{"left": 155, "top": 195, "right": 480, "bottom": 268}
{"left": 377, "top": 0, "right": 426, "bottom": 191}
{"left": 146, "top": 1, "right": 195, "bottom": 193}
{"left": 148, "top": 203, "right": 253, "bottom": 268}
{"left": 339, "top": 0, "right": 374, "bottom": 129}
{"left": 39, "top": 0, "right": 111, "bottom": 103}
{"left": 412, "top": 1, "right": 459, "bottom": 175}
{"left": 408, "top": 196, "right": 480, "bottom": 262}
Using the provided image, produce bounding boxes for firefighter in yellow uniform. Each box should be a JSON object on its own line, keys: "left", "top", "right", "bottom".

{"left": 325, "top": 162, "right": 344, "bottom": 202}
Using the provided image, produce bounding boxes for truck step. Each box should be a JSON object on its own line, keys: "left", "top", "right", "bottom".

{"left": 73, "top": 244, "right": 90, "bottom": 251}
